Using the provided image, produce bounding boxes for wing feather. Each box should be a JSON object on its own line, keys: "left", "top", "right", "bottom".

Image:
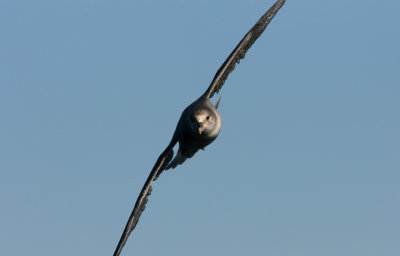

{"left": 113, "top": 142, "right": 176, "bottom": 256}
{"left": 203, "top": 0, "right": 286, "bottom": 99}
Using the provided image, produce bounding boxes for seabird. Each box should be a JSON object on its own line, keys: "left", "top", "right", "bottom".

{"left": 113, "top": 1, "right": 286, "bottom": 255}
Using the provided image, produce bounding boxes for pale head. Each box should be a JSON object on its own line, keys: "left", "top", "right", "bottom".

{"left": 189, "top": 109, "right": 218, "bottom": 136}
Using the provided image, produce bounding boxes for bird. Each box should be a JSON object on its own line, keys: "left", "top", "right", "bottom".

{"left": 113, "top": 0, "right": 286, "bottom": 255}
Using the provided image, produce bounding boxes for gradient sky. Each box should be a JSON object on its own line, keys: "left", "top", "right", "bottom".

{"left": 1, "top": 0, "right": 399, "bottom": 255}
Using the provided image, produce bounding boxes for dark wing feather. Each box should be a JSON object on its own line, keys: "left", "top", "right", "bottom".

{"left": 203, "top": 0, "right": 286, "bottom": 99}
{"left": 113, "top": 141, "right": 176, "bottom": 256}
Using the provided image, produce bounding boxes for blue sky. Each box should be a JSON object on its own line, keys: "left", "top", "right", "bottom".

{"left": 1, "top": 0, "right": 399, "bottom": 255}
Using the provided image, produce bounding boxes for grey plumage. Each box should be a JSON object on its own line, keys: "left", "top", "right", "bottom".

{"left": 113, "top": 1, "right": 286, "bottom": 255}
{"left": 166, "top": 98, "right": 222, "bottom": 170}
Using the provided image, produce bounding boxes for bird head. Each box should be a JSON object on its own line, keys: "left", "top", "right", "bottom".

{"left": 190, "top": 109, "right": 214, "bottom": 136}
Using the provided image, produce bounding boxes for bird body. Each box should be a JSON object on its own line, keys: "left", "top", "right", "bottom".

{"left": 113, "top": 1, "right": 286, "bottom": 255}
{"left": 166, "top": 96, "right": 222, "bottom": 169}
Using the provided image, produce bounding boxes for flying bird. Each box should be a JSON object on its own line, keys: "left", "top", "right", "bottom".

{"left": 113, "top": 0, "right": 286, "bottom": 255}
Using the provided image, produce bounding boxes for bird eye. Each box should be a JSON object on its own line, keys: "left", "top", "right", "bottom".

{"left": 206, "top": 116, "right": 210, "bottom": 120}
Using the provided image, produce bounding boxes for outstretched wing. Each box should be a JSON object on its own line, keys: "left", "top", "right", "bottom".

{"left": 203, "top": 0, "right": 286, "bottom": 99}
{"left": 113, "top": 140, "right": 177, "bottom": 256}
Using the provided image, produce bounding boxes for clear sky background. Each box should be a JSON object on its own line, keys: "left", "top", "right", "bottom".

{"left": 1, "top": 0, "right": 399, "bottom": 255}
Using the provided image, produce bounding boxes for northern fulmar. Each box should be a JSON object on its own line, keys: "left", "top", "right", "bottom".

{"left": 114, "top": 1, "right": 286, "bottom": 255}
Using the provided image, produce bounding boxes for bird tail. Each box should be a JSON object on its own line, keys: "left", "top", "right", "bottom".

{"left": 166, "top": 146, "right": 198, "bottom": 170}
{"left": 215, "top": 96, "right": 222, "bottom": 109}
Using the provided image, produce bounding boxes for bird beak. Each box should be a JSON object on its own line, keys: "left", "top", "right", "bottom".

{"left": 198, "top": 127, "right": 203, "bottom": 135}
